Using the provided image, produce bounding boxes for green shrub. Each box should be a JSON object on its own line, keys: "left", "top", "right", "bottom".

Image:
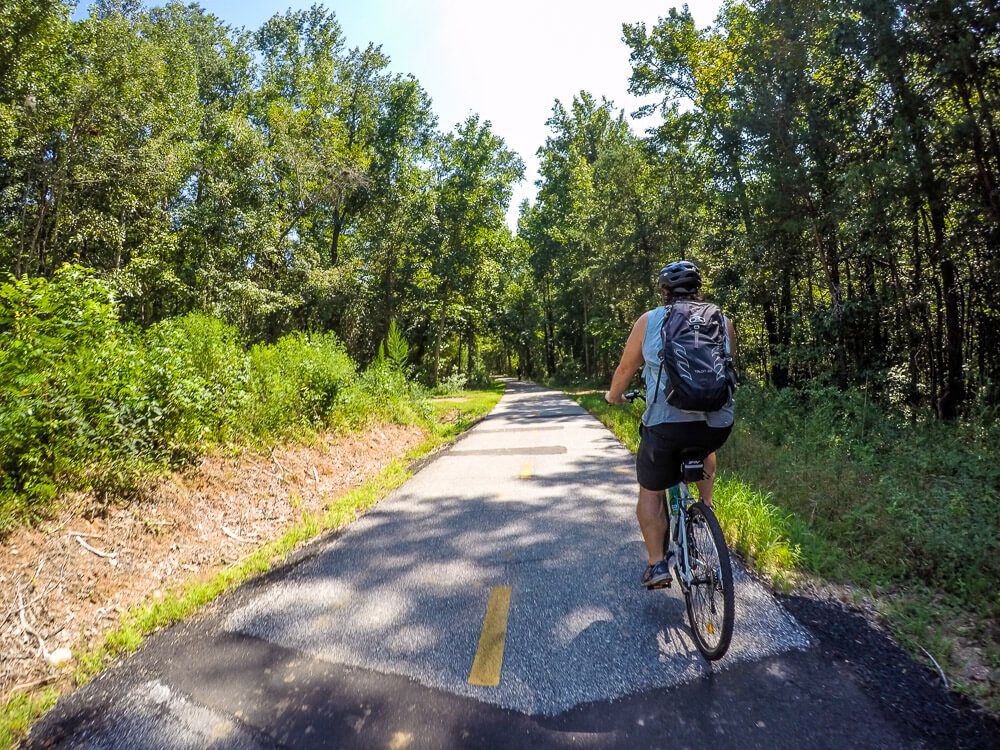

{"left": 430, "top": 367, "right": 469, "bottom": 395}
{"left": 0, "top": 267, "right": 125, "bottom": 524}
{"left": 466, "top": 363, "right": 494, "bottom": 390}
{"left": 0, "top": 265, "right": 429, "bottom": 533}
{"left": 246, "top": 332, "right": 356, "bottom": 436}
{"left": 730, "top": 384, "right": 1000, "bottom": 608}
{"left": 345, "top": 323, "right": 429, "bottom": 429}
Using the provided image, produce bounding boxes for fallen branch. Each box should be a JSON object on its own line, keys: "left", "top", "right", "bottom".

{"left": 269, "top": 449, "right": 288, "bottom": 477}
{"left": 0, "top": 582, "right": 56, "bottom": 627}
{"left": 66, "top": 530, "right": 104, "bottom": 540}
{"left": 74, "top": 535, "right": 116, "bottom": 559}
{"left": 920, "top": 645, "right": 950, "bottom": 690}
{"left": 221, "top": 525, "right": 247, "bottom": 542}
{"left": 17, "top": 588, "right": 49, "bottom": 661}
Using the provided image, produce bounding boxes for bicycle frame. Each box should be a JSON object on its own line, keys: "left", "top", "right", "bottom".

{"left": 619, "top": 388, "right": 735, "bottom": 659}
{"left": 666, "top": 482, "right": 694, "bottom": 590}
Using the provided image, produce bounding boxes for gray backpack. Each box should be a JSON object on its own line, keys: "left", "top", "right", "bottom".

{"left": 653, "top": 300, "right": 735, "bottom": 411}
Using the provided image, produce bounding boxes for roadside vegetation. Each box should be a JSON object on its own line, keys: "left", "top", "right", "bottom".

{"left": 575, "top": 387, "right": 999, "bottom": 710}
{"left": 0, "top": 362, "right": 501, "bottom": 747}
{"left": 0, "top": 261, "right": 505, "bottom": 746}
{"left": 0, "top": 267, "right": 427, "bottom": 533}
{"left": 731, "top": 387, "right": 999, "bottom": 709}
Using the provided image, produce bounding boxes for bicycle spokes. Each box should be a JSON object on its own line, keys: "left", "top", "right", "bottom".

{"left": 683, "top": 504, "right": 734, "bottom": 659}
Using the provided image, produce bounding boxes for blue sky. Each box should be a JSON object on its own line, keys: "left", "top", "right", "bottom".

{"left": 82, "top": 1, "right": 724, "bottom": 225}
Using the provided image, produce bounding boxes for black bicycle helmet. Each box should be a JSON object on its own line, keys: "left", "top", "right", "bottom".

{"left": 658, "top": 260, "right": 702, "bottom": 294}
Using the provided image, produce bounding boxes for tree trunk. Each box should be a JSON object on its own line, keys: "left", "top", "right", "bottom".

{"left": 864, "top": 3, "right": 963, "bottom": 416}
{"left": 466, "top": 326, "right": 477, "bottom": 381}
{"left": 432, "top": 316, "right": 443, "bottom": 386}
{"left": 543, "top": 280, "right": 556, "bottom": 375}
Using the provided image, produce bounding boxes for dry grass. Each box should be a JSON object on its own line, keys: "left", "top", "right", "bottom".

{"left": 0, "top": 425, "right": 424, "bottom": 705}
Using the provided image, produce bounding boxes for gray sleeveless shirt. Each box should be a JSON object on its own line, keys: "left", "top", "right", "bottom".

{"left": 641, "top": 306, "right": 735, "bottom": 428}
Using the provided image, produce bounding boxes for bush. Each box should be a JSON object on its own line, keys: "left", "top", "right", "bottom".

{"left": 0, "top": 265, "right": 428, "bottom": 533}
{"left": 729, "top": 384, "right": 1000, "bottom": 607}
{"left": 466, "top": 364, "right": 494, "bottom": 390}
{"left": 429, "top": 367, "right": 468, "bottom": 395}
{"left": 0, "top": 267, "right": 125, "bottom": 523}
{"left": 246, "top": 332, "right": 356, "bottom": 436}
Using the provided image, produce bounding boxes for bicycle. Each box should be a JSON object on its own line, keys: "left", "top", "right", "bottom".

{"left": 624, "top": 389, "right": 735, "bottom": 661}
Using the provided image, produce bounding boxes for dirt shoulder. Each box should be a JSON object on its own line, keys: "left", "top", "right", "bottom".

{"left": 0, "top": 423, "right": 425, "bottom": 701}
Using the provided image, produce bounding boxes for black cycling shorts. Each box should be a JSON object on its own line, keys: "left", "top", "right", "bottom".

{"left": 636, "top": 421, "right": 733, "bottom": 491}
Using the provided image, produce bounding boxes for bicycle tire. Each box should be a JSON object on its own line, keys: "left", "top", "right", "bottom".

{"left": 683, "top": 502, "right": 734, "bottom": 661}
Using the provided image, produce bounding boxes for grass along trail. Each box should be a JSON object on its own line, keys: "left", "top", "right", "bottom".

{"left": 0, "top": 385, "right": 504, "bottom": 748}
{"left": 571, "top": 390, "right": 999, "bottom": 716}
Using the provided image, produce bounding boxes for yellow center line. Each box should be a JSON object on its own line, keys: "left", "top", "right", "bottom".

{"left": 467, "top": 585, "right": 512, "bottom": 687}
{"left": 519, "top": 462, "right": 533, "bottom": 479}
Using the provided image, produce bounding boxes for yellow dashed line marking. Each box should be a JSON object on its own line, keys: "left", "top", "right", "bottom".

{"left": 519, "top": 462, "right": 533, "bottom": 478}
{"left": 467, "top": 585, "right": 512, "bottom": 687}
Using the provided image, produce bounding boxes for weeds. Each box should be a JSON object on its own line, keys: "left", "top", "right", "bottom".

{"left": 0, "top": 383, "right": 504, "bottom": 748}
{"left": 0, "top": 689, "right": 58, "bottom": 750}
{"left": 730, "top": 386, "right": 999, "bottom": 708}
{"left": 0, "top": 268, "right": 426, "bottom": 532}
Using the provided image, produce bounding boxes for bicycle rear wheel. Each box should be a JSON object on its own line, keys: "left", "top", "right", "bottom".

{"left": 683, "top": 502, "right": 734, "bottom": 660}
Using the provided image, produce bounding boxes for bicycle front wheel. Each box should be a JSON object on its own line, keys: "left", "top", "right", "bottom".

{"left": 683, "top": 502, "right": 734, "bottom": 660}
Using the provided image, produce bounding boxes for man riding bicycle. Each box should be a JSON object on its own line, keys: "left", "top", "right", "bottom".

{"left": 605, "top": 261, "right": 737, "bottom": 589}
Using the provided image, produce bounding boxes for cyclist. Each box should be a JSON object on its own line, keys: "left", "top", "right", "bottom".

{"left": 605, "top": 261, "right": 737, "bottom": 588}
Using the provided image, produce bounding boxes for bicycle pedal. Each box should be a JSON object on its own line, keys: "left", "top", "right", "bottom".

{"left": 647, "top": 580, "right": 672, "bottom": 590}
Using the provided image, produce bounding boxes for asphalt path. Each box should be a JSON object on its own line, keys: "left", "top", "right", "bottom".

{"left": 29, "top": 382, "right": 991, "bottom": 749}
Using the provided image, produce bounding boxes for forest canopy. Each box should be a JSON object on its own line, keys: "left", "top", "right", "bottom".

{"left": 1, "top": 0, "right": 523, "bottom": 385}
{"left": 2, "top": 0, "right": 999, "bottom": 420}
{"left": 521, "top": 0, "right": 1000, "bottom": 420}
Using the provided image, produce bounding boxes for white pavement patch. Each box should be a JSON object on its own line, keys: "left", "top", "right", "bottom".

{"left": 57, "top": 680, "right": 272, "bottom": 750}
{"left": 225, "top": 384, "right": 811, "bottom": 715}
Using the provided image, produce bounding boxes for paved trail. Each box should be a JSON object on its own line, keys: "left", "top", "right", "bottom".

{"left": 30, "top": 383, "right": 948, "bottom": 748}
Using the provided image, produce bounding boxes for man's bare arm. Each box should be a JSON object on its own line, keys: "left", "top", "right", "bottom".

{"left": 606, "top": 312, "right": 648, "bottom": 404}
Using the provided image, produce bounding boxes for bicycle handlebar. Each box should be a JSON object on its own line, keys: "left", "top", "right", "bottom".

{"left": 623, "top": 389, "right": 645, "bottom": 403}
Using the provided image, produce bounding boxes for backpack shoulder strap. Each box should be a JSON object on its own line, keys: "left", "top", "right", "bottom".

{"left": 652, "top": 304, "right": 672, "bottom": 403}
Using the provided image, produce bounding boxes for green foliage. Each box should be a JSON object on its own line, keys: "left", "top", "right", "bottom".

{"left": 0, "top": 265, "right": 428, "bottom": 533}
{"left": 246, "top": 332, "right": 355, "bottom": 435}
{"left": 721, "top": 384, "right": 1000, "bottom": 704}
{"left": 428, "top": 367, "right": 468, "bottom": 396}
{"left": 0, "top": 266, "right": 124, "bottom": 520}
{"left": 0, "top": 0, "right": 524, "bottom": 385}
{"left": 376, "top": 320, "right": 410, "bottom": 370}
{"left": 730, "top": 385, "right": 1000, "bottom": 606}
{"left": 517, "top": 2, "right": 1000, "bottom": 417}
